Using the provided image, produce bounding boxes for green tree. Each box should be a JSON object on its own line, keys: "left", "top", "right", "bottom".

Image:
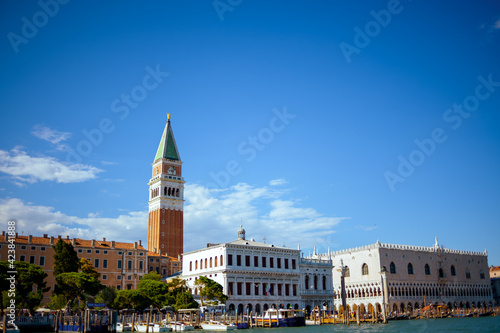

{"left": 114, "top": 290, "right": 149, "bottom": 311}
{"left": 194, "top": 276, "right": 227, "bottom": 305}
{"left": 0, "top": 261, "right": 50, "bottom": 314}
{"left": 79, "top": 258, "right": 100, "bottom": 279}
{"left": 95, "top": 286, "right": 117, "bottom": 309}
{"left": 137, "top": 279, "right": 169, "bottom": 308}
{"left": 141, "top": 271, "right": 161, "bottom": 281}
{"left": 175, "top": 291, "right": 198, "bottom": 310}
{"left": 53, "top": 239, "right": 79, "bottom": 276}
{"left": 55, "top": 272, "right": 103, "bottom": 308}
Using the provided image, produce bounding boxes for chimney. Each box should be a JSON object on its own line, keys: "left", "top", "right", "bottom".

{"left": 66, "top": 235, "right": 69, "bottom": 240}
{"left": 3, "top": 232, "right": 7, "bottom": 242}
{"left": 102, "top": 237, "right": 106, "bottom": 242}
{"left": 28, "top": 235, "right": 32, "bottom": 244}
{"left": 43, "top": 234, "right": 48, "bottom": 238}
{"left": 50, "top": 236, "right": 54, "bottom": 245}
{"left": 111, "top": 241, "right": 115, "bottom": 249}
{"left": 72, "top": 238, "right": 76, "bottom": 246}
{"left": 134, "top": 242, "right": 138, "bottom": 250}
{"left": 91, "top": 239, "right": 95, "bottom": 248}
{"left": 57, "top": 235, "right": 61, "bottom": 239}
{"left": 138, "top": 240, "right": 142, "bottom": 247}
{"left": 159, "top": 249, "right": 162, "bottom": 256}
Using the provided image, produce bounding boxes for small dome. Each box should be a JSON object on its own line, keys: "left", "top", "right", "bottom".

{"left": 237, "top": 224, "right": 246, "bottom": 240}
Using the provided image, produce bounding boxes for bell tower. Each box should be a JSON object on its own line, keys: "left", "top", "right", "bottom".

{"left": 147, "top": 114, "right": 184, "bottom": 258}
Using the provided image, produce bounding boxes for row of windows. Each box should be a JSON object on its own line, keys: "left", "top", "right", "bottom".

{"left": 151, "top": 187, "right": 180, "bottom": 198}
{"left": 77, "top": 249, "right": 144, "bottom": 256}
{"left": 387, "top": 262, "right": 485, "bottom": 279}
{"left": 189, "top": 255, "right": 224, "bottom": 271}
{"left": 344, "top": 262, "right": 486, "bottom": 280}
{"left": 227, "top": 282, "right": 298, "bottom": 297}
{"left": 304, "top": 275, "right": 328, "bottom": 290}
{"left": 228, "top": 254, "right": 296, "bottom": 270}
{"left": 19, "top": 246, "right": 46, "bottom": 251}
{"left": 19, "top": 255, "right": 45, "bottom": 266}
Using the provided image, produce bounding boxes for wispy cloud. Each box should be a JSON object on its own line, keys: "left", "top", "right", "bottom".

{"left": 494, "top": 19, "right": 500, "bottom": 30}
{"left": 0, "top": 181, "right": 349, "bottom": 253}
{"left": 0, "top": 148, "right": 102, "bottom": 184}
{"left": 184, "top": 182, "right": 349, "bottom": 251}
{"left": 356, "top": 225, "right": 378, "bottom": 231}
{"left": 269, "top": 178, "right": 288, "bottom": 186}
{"left": 31, "top": 125, "right": 71, "bottom": 151}
{"left": 0, "top": 198, "right": 147, "bottom": 243}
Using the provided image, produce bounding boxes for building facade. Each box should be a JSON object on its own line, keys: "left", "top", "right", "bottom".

{"left": 313, "top": 239, "right": 494, "bottom": 315}
{"left": 181, "top": 226, "right": 334, "bottom": 314}
{"left": 147, "top": 114, "right": 184, "bottom": 258}
{"left": 0, "top": 232, "right": 181, "bottom": 304}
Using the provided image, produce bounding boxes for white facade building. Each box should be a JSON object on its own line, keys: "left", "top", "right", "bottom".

{"left": 182, "top": 226, "right": 334, "bottom": 314}
{"left": 313, "top": 239, "right": 494, "bottom": 315}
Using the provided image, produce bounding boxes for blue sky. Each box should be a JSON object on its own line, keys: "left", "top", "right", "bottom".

{"left": 1, "top": 1, "right": 500, "bottom": 264}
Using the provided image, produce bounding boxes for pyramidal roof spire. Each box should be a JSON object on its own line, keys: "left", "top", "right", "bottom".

{"left": 154, "top": 113, "right": 181, "bottom": 162}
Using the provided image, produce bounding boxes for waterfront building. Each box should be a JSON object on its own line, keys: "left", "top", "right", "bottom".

{"left": 312, "top": 238, "right": 494, "bottom": 315}
{"left": 181, "top": 226, "right": 334, "bottom": 314}
{"left": 490, "top": 265, "right": 500, "bottom": 305}
{"left": 0, "top": 231, "right": 181, "bottom": 304}
{"left": 147, "top": 114, "right": 184, "bottom": 258}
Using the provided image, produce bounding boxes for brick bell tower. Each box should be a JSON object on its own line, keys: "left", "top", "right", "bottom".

{"left": 147, "top": 114, "right": 184, "bottom": 258}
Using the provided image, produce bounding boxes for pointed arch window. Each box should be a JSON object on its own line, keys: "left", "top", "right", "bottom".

{"left": 450, "top": 265, "right": 456, "bottom": 276}
{"left": 305, "top": 275, "right": 309, "bottom": 290}
{"left": 465, "top": 268, "right": 471, "bottom": 279}
{"left": 439, "top": 268, "right": 444, "bottom": 278}
{"left": 390, "top": 262, "right": 396, "bottom": 274}
{"left": 425, "top": 264, "right": 431, "bottom": 275}
{"left": 480, "top": 270, "right": 485, "bottom": 279}
{"left": 407, "top": 263, "right": 414, "bottom": 275}
{"left": 362, "top": 263, "right": 369, "bottom": 275}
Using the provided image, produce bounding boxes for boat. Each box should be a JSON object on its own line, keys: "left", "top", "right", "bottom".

{"left": 134, "top": 323, "right": 171, "bottom": 332}
{"left": 252, "top": 309, "right": 305, "bottom": 327}
{"left": 165, "top": 322, "right": 194, "bottom": 331}
{"left": 200, "top": 320, "right": 237, "bottom": 331}
{"left": 117, "top": 322, "right": 132, "bottom": 332}
{"left": 477, "top": 311, "right": 494, "bottom": 317}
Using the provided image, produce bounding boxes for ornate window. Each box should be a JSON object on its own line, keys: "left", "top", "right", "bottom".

{"left": 439, "top": 268, "right": 444, "bottom": 278}
{"left": 390, "top": 262, "right": 396, "bottom": 274}
{"left": 450, "top": 265, "right": 456, "bottom": 276}
{"left": 425, "top": 264, "right": 431, "bottom": 275}
{"left": 407, "top": 263, "right": 414, "bottom": 275}
{"left": 362, "top": 263, "right": 369, "bottom": 275}
{"left": 465, "top": 268, "right": 471, "bottom": 279}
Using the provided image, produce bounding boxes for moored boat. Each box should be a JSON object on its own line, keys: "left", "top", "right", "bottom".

{"left": 252, "top": 309, "right": 305, "bottom": 327}
{"left": 134, "top": 323, "right": 171, "bottom": 332}
{"left": 200, "top": 320, "right": 237, "bottom": 331}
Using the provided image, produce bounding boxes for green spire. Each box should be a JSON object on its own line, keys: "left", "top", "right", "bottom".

{"left": 154, "top": 115, "right": 180, "bottom": 162}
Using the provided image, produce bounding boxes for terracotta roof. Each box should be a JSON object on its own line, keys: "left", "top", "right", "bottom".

{"left": 10, "top": 234, "right": 145, "bottom": 250}
{"left": 490, "top": 265, "right": 500, "bottom": 272}
{"left": 147, "top": 251, "right": 179, "bottom": 262}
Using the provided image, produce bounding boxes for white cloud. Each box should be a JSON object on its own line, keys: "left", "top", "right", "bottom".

{"left": 0, "top": 181, "right": 348, "bottom": 254}
{"left": 0, "top": 198, "right": 147, "bottom": 243}
{"left": 184, "top": 183, "right": 348, "bottom": 252}
{"left": 494, "top": 19, "right": 500, "bottom": 30}
{"left": 269, "top": 178, "right": 288, "bottom": 186}
{"left": 31, "top": 125, "right": 71, "bottom": 151}
{"left": 0, "top": 148, "right": 102, "bottom": 184}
